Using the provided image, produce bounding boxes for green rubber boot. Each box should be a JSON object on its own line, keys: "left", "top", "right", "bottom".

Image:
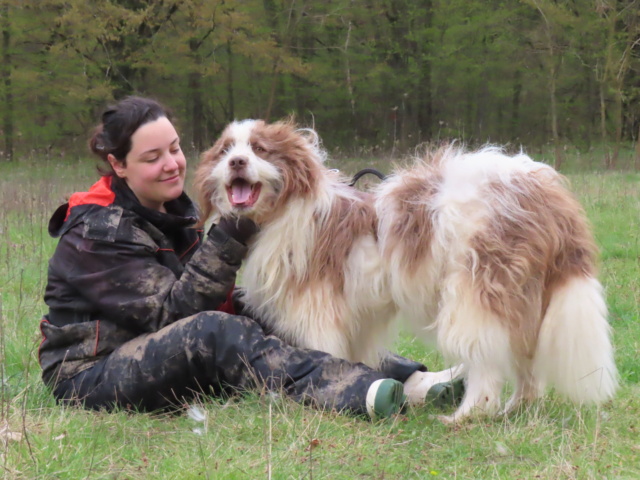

{"left": 366, "top": 379, "right": 406, "bottom": 420}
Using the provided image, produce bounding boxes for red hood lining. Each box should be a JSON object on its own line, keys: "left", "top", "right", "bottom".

{"left": 65, "top": 176, "right": 116, "bottom": 221}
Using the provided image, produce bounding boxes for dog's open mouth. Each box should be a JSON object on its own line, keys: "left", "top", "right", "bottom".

{"left": 226, "top": 179, "right": 262, "bottom": 208}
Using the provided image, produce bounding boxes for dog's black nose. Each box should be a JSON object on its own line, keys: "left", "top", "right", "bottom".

{"left": 229, "top": 157, "right": 247, "bottom": 170}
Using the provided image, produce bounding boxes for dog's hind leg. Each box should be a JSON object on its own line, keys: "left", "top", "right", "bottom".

{"left": 435, "top": 292, "right": 514, "bottom": 423}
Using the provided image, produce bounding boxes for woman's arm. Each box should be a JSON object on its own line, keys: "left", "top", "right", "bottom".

{"left": 47, "top": 224, "right": 246, "bottom": 333}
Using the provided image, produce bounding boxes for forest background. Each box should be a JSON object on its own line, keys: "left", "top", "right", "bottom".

{"left": 0, "top": 0, "right": 639, "bottom": 169}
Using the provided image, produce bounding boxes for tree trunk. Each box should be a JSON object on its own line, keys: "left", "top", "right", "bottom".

{"left": 1, "top": 2, "right": 13, "bottom": 162}
{"left": 585, "top": 66, "right": 595, "bottom": 149}
{"left": 533, "top": 1, "right": 563, "bottom": 169}
{"left": 511, "top": 70, "right": 522, "bottom": 142}
{"left": 611, "top": 86, "right": 622, "bottom": 169}
{"left": 599, "top": 82, "right": 611, "bottom": 168}
{"left": 544, "top": 30, "right": 562, "bottom": 169}
{"left": 264, "top": 61, "right": 279, "bottom": 123}
{"left": 226, "top": 40, "right": 235, "bottom": 122}
{"left": 343, "top": 20, "right": 356, "bottom": 126}
{"left": 262, "top": 0, "right": 282, "bottom": 123}
{"left": 416, "top": 0, "right": 433, "bottom": 142}
{"left": 635, "top": 123, "right": 640, "bottom": 170}
{"left": 188, "top": 71, "right": 204, "bottom": 152}
{"left": 188, "top": 38, "right": 204, "bottom": 152}
{"left": 549, "top": 64, "right": 563, "bottom": 170}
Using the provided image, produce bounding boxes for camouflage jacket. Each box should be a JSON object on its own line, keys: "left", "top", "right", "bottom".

{"left": 40, "top": 176, "right": 247, "bottom": 385}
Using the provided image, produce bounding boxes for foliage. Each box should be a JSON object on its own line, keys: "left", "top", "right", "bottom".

{"left": 0, "top": 0, "right": 638, "bottom": 162}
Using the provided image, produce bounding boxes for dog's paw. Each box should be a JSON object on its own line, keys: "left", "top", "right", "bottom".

{"left": 435, "top": 413, "right": 457, "bottom": 425}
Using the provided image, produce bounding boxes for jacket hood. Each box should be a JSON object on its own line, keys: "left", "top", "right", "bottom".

{"left": 48, "top": 176, "right": 199, "bottom": 238}
{"left": 48, "top": 177, "right": 116, "bottom": 237}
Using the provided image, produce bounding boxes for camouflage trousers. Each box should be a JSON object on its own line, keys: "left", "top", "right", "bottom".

{"left": 53, "top": 311, "right": 424, "bottom": 415}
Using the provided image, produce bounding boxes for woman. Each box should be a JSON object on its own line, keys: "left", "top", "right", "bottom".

{"left": 39, "top": 96, "right": 462, "bottom": 419}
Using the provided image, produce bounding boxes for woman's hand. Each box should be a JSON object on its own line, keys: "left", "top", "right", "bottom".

{"left": 215, "top": 217, "right": 259, "bottom": 245}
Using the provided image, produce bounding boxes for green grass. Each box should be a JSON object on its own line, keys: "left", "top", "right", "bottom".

{"left": 1, "top": 154, "right": 640, "bottom": 479}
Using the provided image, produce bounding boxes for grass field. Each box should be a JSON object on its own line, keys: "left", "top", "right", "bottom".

{"left": 1, "top": 152, "right": 639, "bottom": 479}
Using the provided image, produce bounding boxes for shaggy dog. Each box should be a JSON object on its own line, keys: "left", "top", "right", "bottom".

{"left": 195, "top": 120, "right": 618, "bottom": 422}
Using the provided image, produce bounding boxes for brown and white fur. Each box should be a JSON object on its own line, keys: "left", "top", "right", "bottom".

{"left": 195, "top": 119, "right": 396, "bottom": 367}
{"left": 195, "top": 120, "right": 618, "bottom": 422}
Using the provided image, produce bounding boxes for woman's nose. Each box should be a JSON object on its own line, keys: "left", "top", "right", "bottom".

{"left": 163, "top": 153, "right": 179, "bottom": 171}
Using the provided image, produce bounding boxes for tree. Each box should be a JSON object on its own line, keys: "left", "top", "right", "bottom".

{"left": 0, "top": 0, "right": 639, "bottom": 159}
{"left": 0, "top": 1, "right": 13, "bottom": 161}
{"left": 592, "top": 0, "right": 640, "bottom": 168}
{"left": 523, "top": 0, "right": 576, "bottom": 169}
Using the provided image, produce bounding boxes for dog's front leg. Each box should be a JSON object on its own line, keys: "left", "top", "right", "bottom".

{"left": 438, "top": 364, "right": 503, "bottom": 424}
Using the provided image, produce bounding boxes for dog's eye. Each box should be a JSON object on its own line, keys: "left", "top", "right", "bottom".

{"left": 220, "top": 144, "right": 231, "bottom": 154}
{"left": 253, "top": 144, "right": 266, "bottom": 154}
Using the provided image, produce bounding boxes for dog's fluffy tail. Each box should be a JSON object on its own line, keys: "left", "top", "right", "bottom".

{"left": 533, "top": 275, "right": 618, "bottom": 404}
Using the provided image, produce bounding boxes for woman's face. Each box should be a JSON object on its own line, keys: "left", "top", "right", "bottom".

{"left": 109, "top": 116, "right": 186, "bottom": 211}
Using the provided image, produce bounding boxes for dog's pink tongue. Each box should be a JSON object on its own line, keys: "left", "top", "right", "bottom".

{"left": 231, "top": 183, "right": 252, "bottom": 204}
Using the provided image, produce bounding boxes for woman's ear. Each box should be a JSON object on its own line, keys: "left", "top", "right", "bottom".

{"left": 108, "top": 154, "right": 127, "bottom": 178}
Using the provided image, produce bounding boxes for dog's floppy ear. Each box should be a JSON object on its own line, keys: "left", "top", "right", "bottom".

{"left": 194, "top": 146, "right": 219, "bottom": 228}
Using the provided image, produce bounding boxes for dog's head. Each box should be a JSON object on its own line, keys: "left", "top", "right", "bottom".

{"left": 195, "top": 119, "right": 325, "bottom": 224}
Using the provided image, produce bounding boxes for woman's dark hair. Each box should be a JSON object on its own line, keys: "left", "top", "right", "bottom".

{"left": 89, "top": 96, "right": 171, "bottom": 175}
